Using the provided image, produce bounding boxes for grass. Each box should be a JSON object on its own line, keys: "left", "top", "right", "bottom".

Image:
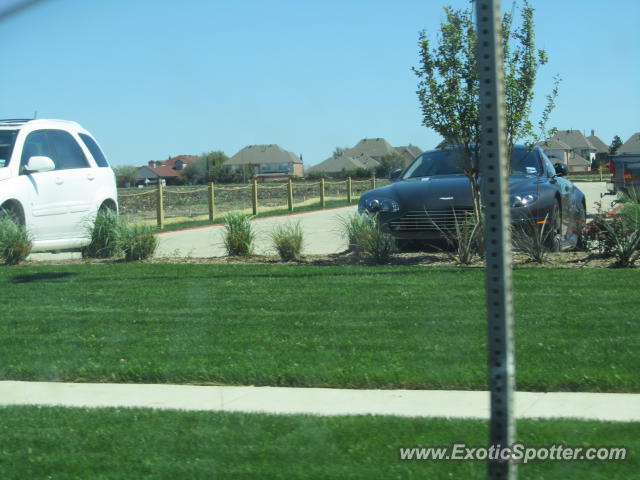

{"left": 0, "top": 406, "right": 637, "bottom": 479}
{"left": 0, "top": 216, "right": 32, "bottom": 265}
{"left": 0, "top": 264, "right": 638, "bottom": 392}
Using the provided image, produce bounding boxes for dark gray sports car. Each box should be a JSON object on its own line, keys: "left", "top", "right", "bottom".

{"left": 358, "top": 145, "right": 586, "bottom": 250}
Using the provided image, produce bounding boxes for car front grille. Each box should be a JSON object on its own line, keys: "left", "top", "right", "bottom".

{"left": 389, "top": 209, "right": 476, "bottom": 232}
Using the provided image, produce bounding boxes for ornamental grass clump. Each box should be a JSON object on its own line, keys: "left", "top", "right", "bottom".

{"left": 120, "top": 224, "right": 158, "bottom": 261}
{"left": 271, "top": 221, "right": 304, "bottom": 261}
{"left": 0, "top": 216, "right": 32, "bottom": 265}
{"left": 511, "top": 213, "right": 555, "bottom": 264}
{"left": 339, "top": 213, "right": 396, "bottom": 264}
{"left": 223, "top": 212, "right": 255, "bottom": 257}
{"left": 429, "top": 209, "right": 483, "bottom": 265}
{"left": 82, "top": 208, "right": 122, "bottom": 259}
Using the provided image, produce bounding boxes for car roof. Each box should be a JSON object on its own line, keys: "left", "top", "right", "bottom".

{"left": 0, "top": 118, "right": 84, "bottom": 130}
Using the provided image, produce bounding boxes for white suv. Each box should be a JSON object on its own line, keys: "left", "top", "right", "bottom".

{"left": 0, "top": 119, "right": 118, "bottom": 251}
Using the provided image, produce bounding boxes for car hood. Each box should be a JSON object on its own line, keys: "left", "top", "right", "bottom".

{"left": 365, "top": 175, "right": 538, "bottom": 210}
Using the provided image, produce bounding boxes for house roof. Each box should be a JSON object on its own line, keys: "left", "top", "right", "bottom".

{"left": 586, "top": 135, "right": 609, "bottom": 154}
{"left": 142, "top": 155, "right": 196, "bottom": 178}
{"left": 307, "top": 154, "right": 379, "bottom": 173}
{"left": 395, "top": 145, "right": 422, "bottom": 162}
{"left": 538, "top": 138, "right": 572, "bottom": 150}
{"left": 549, "top": 130, "right": 596, "bottom": 151}
{"left": 344, "top": 138, "right": 397, "bottom": 159}
{"left": 618, "top": 132, "right": 640, "bottom": 154}
{"left": 227, "top": 144, "right": 301, "bottom": 166}
{"left": 567, "top": 152, "right": 591, "bottom": 166}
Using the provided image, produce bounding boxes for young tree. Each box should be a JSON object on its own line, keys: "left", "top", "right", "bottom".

{"left": 113, "top": 165, "right": 139, "bottom": 187}
{"left": 413, "top": 1, "right": 559, "bottom": 220}
{"left": 375, "top": 152, "right": 406, "bottom": 178}
{"left": 609, "top": 135, "right": 623, "bottom": 155}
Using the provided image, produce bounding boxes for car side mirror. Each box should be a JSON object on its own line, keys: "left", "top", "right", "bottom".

{"left": 553, "top": 162, "right": 569, "bottom": 177}
{"left": 24, "top": 156, "right": 55, "bottom": 173}
{"left": 389, "top": 168, "right": 402, "bottom": 181}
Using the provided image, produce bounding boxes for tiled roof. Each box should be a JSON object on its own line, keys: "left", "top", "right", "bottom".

{"left": 618, "top": 133, "right": 640, "bottom": 154}
{"left": 538, "top": 138, "right": 571, "bottom": 150}
{"left": 549, "top": 130, "right": 596, "bottom": 150}
{"left": 228, "top": 144, "right": 301, "bottom": 166}
{"left": 307, "top": 154, "right": 379, "bottom": 173}
{"left": 586, "top": 135, "right": 609, "bottom": 154}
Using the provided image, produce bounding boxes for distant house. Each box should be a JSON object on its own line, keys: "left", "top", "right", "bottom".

{"left": 617, "top": 132, "right": 640, "bottom": 154}
{"left": 226, "top": 144, "right": 303, "bottom": 181}
{"left": 540, "top": 130, "right": 597, "bottom": 173}
{"left": 586, "top": 130, "right": 610, "bottom": 168}
{"left": 308, "top": 138, "right": 422, "bottom": 176}
{"left": 137, "top": 155, "right": 196, "bottom": 185}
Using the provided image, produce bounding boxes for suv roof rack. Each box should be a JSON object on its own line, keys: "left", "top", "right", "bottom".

{"left": 0, "top": 119, "right": 32, "bottom": 125}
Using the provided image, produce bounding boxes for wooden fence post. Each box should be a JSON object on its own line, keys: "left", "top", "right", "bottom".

{"left": 156, "top": 181, "right": 164, "bottom": 229}
{"left": 252, "top": 179, "right": 258, "bottom": 215}
{"left": 371, "top": 175, "right": 376, "bottom": 190}
{"left": 347, "top": 177, "right": 352, "bottom": 203}
{"left": 208, "top": 182, "right": 215, "bottom": 221}
{"left": 320, "top": 178, "right": 325, "bottom": 208}
{"left": 287, "top": 178, "right": 294, "bottom": 211}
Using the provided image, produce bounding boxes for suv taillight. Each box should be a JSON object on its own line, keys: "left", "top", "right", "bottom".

{"left": 609, "top": 160, "right": 615, "bottom": 175}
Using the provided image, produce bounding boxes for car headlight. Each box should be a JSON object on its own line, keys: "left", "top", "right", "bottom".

{"left": 510, "top": 193, "right": 538, "bottom": 208}
{"left": 365, "top": 198, "right": 400, "bottom": 213}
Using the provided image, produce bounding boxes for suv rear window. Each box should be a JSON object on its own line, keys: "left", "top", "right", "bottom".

{"left": 79, "top": 133, "right": 110, "bottom": 167}
{"left": 0, "top": 130, "right": 18, "bottom": 168}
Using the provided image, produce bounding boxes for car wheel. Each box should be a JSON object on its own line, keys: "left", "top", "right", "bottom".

{"left": 0, "top": 203, "right": 24, "bottom": 225}
{"left": 546, "top": 202, "right": 562, "bottom": 252}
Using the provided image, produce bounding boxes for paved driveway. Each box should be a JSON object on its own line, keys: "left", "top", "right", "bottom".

{"left": 155, "top": 206, "right": 356, "bottom": 258}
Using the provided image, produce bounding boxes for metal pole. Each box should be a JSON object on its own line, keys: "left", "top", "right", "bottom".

{"left": 475, "top": 1, "right": 516, "bottom": 479}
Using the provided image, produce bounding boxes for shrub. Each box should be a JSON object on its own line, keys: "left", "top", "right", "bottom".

{"left": 339, "top": 213, "right": 396, "bottom": 264}
{"left": 305, "top": 170, "right": 328, "bottom": 181}
{"left": 428, "top": 209, "right": 483, "bottom": 265}
{"left": 271, "top": 221, "right": 304, "bottom": 261}
{"left": 512, "top": 213, "right": 555, "bottom": 264}
{"left": 338, "top": 213, "right": 371, "bottom": 253}
{"left": 82, "top": 208, "right": 122, "bottom": 259}
{"left": 223, "top": 212, "right": 255, "bottom": 256}
{"left": 0, "top": 217, "right": 32, "bottom": 265}
{"left": 120, "top": 224, "right": 158, "bottom": 261}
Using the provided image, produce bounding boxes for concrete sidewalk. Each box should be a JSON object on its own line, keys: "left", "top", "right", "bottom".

{"left": 1, "top": 381, "right": 638, "bottom": 422}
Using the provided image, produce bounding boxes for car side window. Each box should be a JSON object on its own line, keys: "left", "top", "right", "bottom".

{"left": 543, "top": 156, "right": 556, "bottom": 177}
{"left": 20, "top": 130, "right": 54, "bottom": 173}
{"left": 48, "top": 130, "right": 89, "bottom": 170}
{"left": 79, "top": 133, "right": 110, "bottom": 167}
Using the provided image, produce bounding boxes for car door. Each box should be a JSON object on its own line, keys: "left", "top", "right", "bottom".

{"left": 20, "top": 130, "right": 70, "bottom": 240}
{"left": 21, "top": 129, "right": 94, "bottom": 240}
{"left": 46, "top": 129, "right": 95, "bottom": 238}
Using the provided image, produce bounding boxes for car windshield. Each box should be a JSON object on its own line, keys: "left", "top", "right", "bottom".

{"left": 0, "top": 130, "right": 18, "bottom": 168}
{"left": 402, "top": 147, "right": 542, "bottom": 179}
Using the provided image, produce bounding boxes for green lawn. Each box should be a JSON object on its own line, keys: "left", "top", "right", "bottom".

{"left": 1, "top": 264, "right": 637, "bottom": 392}
{"left": 0, "top": 406, "right": 636, "bottom": 479}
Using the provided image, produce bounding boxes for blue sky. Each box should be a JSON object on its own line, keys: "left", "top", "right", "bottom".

{"left": 2, "top": 0, "right": 639, "bottom": 167}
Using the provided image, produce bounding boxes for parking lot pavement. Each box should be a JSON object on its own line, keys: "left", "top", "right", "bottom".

{"left": 154, "top": 206, "right": 357, "bottom": 258}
